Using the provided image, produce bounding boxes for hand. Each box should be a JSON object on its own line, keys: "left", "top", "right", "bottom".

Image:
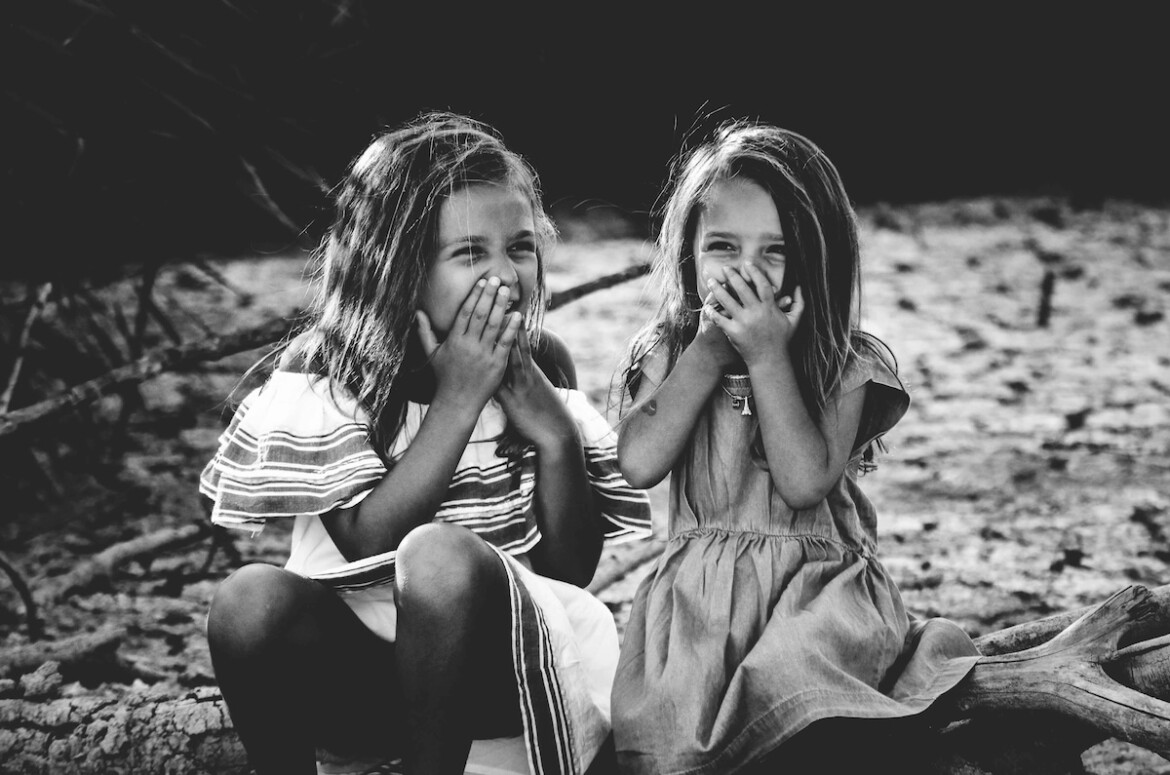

{"left": 705, "top": 263, "right": 805, "bottom": 366}
{"left": 496, "top": 326, "right": 578, "bottom": 450}
{"left": 416, "top": 278, "right": 522, "bottom": 409}
{"left": 693, "top": 290, "right": 742, "bottom": 373}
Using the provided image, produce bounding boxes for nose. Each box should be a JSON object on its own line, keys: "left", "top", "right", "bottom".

{"left": 490, "top": 251, "right": 521, "bottom": 287}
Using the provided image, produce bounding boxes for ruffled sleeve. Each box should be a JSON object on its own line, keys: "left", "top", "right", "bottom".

{"left": 838, "top": 345, "right": 911, "bottom": 457}
{"left": 199, "top": 371, "right": 387, "bottom": 534}
{"left": 559, "top": 388, "right": 654, "bottom": 543}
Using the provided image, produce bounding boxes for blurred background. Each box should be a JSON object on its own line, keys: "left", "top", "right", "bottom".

{"left": 5, "top": 1, "right": 1168, "bottom": 278}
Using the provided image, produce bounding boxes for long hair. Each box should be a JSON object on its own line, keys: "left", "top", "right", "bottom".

{"left": 289, "top": 112, "right": 556, "bottom": 453}
{"left": 621, "top": 119, "right": 895, "bottom": 464}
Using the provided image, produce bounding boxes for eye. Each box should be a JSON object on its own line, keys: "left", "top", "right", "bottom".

{"left": 454, "top": 244, "right": 488, "bottom": 262}
{"left": 704, "top": 240, "right": 736, "bottom": 253}
{"left": 763, "top": 244, "right": 786, "bottom": 260}
{"left": 509, "top": 240, "right": 537, "bottom": 256}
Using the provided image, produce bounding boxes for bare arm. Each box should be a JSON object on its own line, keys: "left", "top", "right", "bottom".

{"left": 709, "top": 264, "right": 866, "bottom": 509}
{"left": 321, "top": 279, "right": 521, "bottom": 560}
{"left": 616, "top": 322, "right": 740, "bottom": 489}
{"left": 748, "top": 355, "right": 866, "bottom": 509}
{"left": 498, "top": 329, "right": 600, "bottom": 587}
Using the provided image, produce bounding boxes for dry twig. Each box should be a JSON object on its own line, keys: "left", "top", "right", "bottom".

{"left": 0, "top": 552, "right": 43, "bottom": 641}
{"left": 0, "top": 626, "right": 122, "bottom": 680}
{"left": 0, "top": 316, "right": 291, "bottom": 440}
{"left": 548, "top": 263, "right": 650, "bottom": 310}
{"left": 34, "top": 523, "right": 211, "bottom": 607}
{"left": 0, "top": 282, "right": 53, "bottom": 413}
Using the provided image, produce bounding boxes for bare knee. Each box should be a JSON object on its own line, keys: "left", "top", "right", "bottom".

{"left": 394, "top": 524, "right": 497, "bottom": 615}
{"left": 207, "top": 563, "right": 311, "bottom": 661}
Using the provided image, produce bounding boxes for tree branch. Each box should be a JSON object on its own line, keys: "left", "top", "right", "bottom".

{"left": 34, "top": 524, "right": 211, "bottom": 607}
{"left": 0, "top": 316, "right": 291, "bottom": 440}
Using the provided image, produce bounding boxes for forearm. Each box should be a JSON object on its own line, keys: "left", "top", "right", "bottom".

{"left": 748, "top": 356, "right": 836, "bottom": 508}
{"left": 617, "top": 344, "right": 722, "bottom": 488}
{"left": 527, "top": 431, "right": 603, "bottom": 587}
{"left": 323, "top": 394, "right": 482, "bottom": 560}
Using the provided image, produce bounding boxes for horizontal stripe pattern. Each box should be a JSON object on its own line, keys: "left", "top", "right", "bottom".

{"left": 200, "top": 371, "right": 652, "bottom": 591}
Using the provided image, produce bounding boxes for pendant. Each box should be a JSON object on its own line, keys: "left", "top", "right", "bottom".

{"left": 727, "top": 395, "right": 753, "bottom": 416}
{"left": 721, "top": 373, "right": 753, "bottom": 417}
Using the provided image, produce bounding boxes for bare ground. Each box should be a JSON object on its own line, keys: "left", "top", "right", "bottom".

{"left": 1, "top": 195, "right": 1168, "bottom": 772}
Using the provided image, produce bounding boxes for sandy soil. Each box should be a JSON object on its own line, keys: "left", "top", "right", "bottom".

{"left": 2, "top": 196, "right": 1168, "bottom": 772}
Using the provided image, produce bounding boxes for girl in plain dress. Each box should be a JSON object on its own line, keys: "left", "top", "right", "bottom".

{"left": 610, "top": 120, "right": 981, "bottom": 773}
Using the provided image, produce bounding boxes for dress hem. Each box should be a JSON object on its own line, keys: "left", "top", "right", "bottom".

{"left": 625, "top": 654, "right": 981, "bottom": 775}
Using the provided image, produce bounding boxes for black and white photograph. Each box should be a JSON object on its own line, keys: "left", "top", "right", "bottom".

{"left": 2, "top": 4, "right": 1169, "bottom": 773}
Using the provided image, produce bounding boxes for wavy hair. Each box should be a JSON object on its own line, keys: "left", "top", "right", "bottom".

{"left": 287, "top": 112, "right": 556, "bottom": 454}
{"left": 621, "top": 119, "right": 896, "bottom": 465}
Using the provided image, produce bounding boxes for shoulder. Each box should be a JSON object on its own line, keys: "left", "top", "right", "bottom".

{"left": 839, "top": 336, "right": 909, "bottom": 453}
{"left": 622, "top": 330, "right": 670, "bottom": 396}
{"left": 535, "top": 328, "right": 577, "bottom": 389}
{"left": 840, "top": 336, "right": 905, "bottom": 398}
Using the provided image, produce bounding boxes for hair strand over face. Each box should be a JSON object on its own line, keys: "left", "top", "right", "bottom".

{"left": 619, "top": 118, "right": 896, "bottom": 466}
{"left": 289, "top": 112, "right": 556, "bottom": 453}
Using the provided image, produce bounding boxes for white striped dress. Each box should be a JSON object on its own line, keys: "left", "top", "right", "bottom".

{"left": 199, "top": 369, "right": 653, "bottom": 774}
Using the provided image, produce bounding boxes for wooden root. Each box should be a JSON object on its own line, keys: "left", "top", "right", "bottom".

{"left": 945, "top": 585, "right": 1170, "bottom": 762}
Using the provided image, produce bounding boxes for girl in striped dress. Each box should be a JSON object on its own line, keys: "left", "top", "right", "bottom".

{"left": 201, "top": 112, "right": 652, "bottom": 775}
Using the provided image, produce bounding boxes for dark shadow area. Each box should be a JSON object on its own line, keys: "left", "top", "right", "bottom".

{"left": 4, "top": 4, "right": 1168, "bottom": 273}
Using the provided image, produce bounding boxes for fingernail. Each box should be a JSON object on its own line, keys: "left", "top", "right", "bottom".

{"left": 497, "top": 286, "right": 510, "bottom": 296}
{"left": 487, "top": 276, "right": 500, "bottom": 287}
{"left": 477, "top": 279, "right": 486, "bottom": 287}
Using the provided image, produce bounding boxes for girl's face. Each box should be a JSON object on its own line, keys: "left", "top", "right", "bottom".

{"left": 421, "top": 183, "right": 539, "bottom": 337}
{"left": 692, "top": 176, "right": 788, "bottom": 297}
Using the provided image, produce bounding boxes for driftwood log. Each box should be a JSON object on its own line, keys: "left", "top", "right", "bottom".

{"left": 0, "top": 686, "right": 247, "bottom": 775}
{"left": 2, "top": 583, "right": 1170, "bottom": 774}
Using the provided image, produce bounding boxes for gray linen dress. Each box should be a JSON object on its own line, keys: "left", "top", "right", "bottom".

{"left": 612, "top": 348, "right": 981, "bottom": 774}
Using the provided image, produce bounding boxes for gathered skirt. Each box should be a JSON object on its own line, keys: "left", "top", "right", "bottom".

{"left": 612, "top": 528, "right": 981, "bottom": 775}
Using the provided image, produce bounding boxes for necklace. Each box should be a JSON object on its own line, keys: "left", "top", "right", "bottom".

{"left": 720, "top": 373, "right": 753, "bottom": 416}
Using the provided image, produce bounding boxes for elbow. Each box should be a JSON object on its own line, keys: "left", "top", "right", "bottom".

{"left": 775, "top": 481, "right": 831, "bottom": 511}
{"left": 618, "top": 458, "right": 665, "bottom": 490}
{"left": 564, "top": 564, "right": 597, "bottom": 589}
{"left": 780, "top": 493, "right": 823, "bottom": 511}
{"left": 532, "top": 542, "right": 600, "bottom": 589}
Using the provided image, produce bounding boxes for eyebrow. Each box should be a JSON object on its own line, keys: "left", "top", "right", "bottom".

{"left": 441, "top": 229, "right": 537, "bottom": 251}
{"left": 700, "top": 230, "right": 786, "bottom": 242}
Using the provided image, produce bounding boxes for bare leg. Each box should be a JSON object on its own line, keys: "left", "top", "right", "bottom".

{"left": 207, "top": 563, "right": 403, "bottom": 775}
{"left": 394, "top": 523, "right": 522, "bottom": 775}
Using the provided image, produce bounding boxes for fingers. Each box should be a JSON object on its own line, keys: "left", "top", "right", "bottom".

{"left": 705, "top": 277, "right": 740, "bottom": 314}
{"left": 456, "top": 276, "right": 514, "bottom": 342}
{"left": 786, "top": 285, "right": 805, "bottom": 322}
{"left": 723, "top": 266, "right": 760, "bottom": 304}
{"left": 468, "top": 277, "right": 504, "bottom": 338}
{"left": 740, "top": 263, "right": 773, "bottom": 302}
{"left": 707, "top": 306, "right": 731, "bottom": 333}
{"left": 516, "top": 323, "right": 533, "bottom": 360}
{"left": 454, "top": 278, "right": 486, "bottom": 335}
{"left": 496, "top": 311, "right": 523, "bottom": 353}
{"left": 503, "top": 319, "right": 534, "bottom": 379}
{"left": 415, "top": 311, "right": 439, "bottom": 357}
{"left": 484, "top": 281, "right": 511, "bottom": 337}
